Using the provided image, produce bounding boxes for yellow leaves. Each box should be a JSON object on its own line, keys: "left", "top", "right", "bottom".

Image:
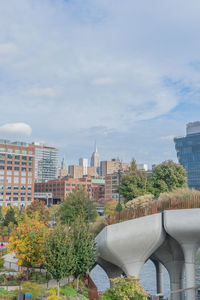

{"left": 8, "top": 215, "right": 47, "bottom": 267}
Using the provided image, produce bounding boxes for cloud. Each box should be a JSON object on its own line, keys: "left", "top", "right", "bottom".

{"left": 0, "top": 0, "right": 200, "bottom": 164}
{"left": 92, "top": 77, "right": 115, "bottom": 86}
{"left": 0, "top": 123, "right": 32, "bottom": 137}
{"left": 160, "top": 135, "right": 175, "bottom": 141}
{"left": 0, "top": 43, "right": 18, "bottom": 55}
{"left": 23, "top": 88, "right": 57, "bottom": 97}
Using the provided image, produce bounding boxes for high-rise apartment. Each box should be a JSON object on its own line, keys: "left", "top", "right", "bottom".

{"left": 0, "top": 140, "right": 35, "bottom": 207}
{"left": 33, "top": 142, "right": 58, "bottom": 182}
{"left": 174, "top": 122, "right": 200, "bottom": 190}
{"left": 0, "top": 140, "right": 59, "bottom": 206}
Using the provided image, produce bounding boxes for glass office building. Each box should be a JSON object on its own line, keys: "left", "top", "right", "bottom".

{"left": 174, "top": 122, "right": 200, "bottom": 190}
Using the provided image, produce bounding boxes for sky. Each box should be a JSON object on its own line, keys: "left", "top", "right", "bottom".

{"left": 1, "top": 0, "right": 200, "bottom": 167}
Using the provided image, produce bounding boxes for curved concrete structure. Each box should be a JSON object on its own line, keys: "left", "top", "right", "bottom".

{"left": 96, "top": 257, "right": 124, "bottom": 279}
{"left": 96, "top": 213, "right": 165, "bottom": 277}
{"left": 164, "top": 209, "right": 200, "bottom": 300}
{"left": 96, "top": 208, "right": 200, "bottom": 300}
{"left": 151, "top": 235, "right": 184, "bottom": 300}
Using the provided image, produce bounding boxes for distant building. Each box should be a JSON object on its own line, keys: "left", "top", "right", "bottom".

{"left": 174, "top": 121, "right": 200, "bottom": 190}
{"left": 79, "top": 158, "right": 88, "bottom": 176}
{"left": 35, "top": 177, "right": 93, "bottom": 204}
{"left": 105, "top": 172, "right": 124, "bottom": 202}
{"left": 33, "top": 142, "right": 58, "bottom": 182}
{"left": 61, "top": 157, "right": 67, "bottom": 170}
{"left": 92, "top": 178, "right": 105, "bottom": 203}
{"left": 68, "top": 164, "right": 96, "bottom": 178}
{"left": 90, "top": 142, "right": 100, "bottom": 175}
{"left": 68, "top": 165, "right": 83, "bottom": 179}
{"left": 100, "top": 158, "right": 130, "bottom": 176}
{"left": 87, "top": 166, "right": 97, "bottom": 177}
{"left": 137, "top": 163, "right": 148, "bottom": 171}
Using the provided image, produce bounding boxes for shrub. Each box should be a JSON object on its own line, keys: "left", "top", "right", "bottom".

{"left": 0, "top": 257, "right": 4, "bottom": 268}
{"left": 102, "top": 276, "right": 148, "bottom": 300}
{"left": 21, "top": 282, "right": 43, "bottom": 300}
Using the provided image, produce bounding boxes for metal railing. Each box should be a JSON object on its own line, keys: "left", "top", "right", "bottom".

{"left": 151, "top": 285, "right": 200, "bottom": 299}
{"left": 105, "top": 195, "right": 200, "bottom": 225}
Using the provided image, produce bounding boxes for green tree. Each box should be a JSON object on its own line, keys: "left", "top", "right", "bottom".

{"left": 57, "top": 187, "right": 97, "bottom": 225}
{"left": 42, "top": 225, "right": 74, "bottom": 296}
{"left": 120, "top": 164, "right": 148, "bottom": 203}
{"left": 70, "top": 217, "right": 97, "bottom": 289}
{"left": 150, "top": 160, "right": 187, "bottom": 198}
{"left": 3, "top": 207, "right": 17, "bottom": 226}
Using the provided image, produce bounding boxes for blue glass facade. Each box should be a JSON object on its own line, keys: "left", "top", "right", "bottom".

{"left": 174, "top": 134, "right": 200, "bottom": 190}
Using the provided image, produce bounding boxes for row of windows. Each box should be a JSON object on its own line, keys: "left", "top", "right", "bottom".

{"left": 0, "top": 148, "right": 33, "bottom": 155}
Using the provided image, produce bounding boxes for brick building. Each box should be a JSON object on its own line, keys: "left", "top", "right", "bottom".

{"left": 35, "top": 177, "right": 93, "bottom": 204}
{"left": 92, "top": 178, "right": 105, "bottom": 203}
{"left": 0, "top": 140, "right": 58, "bottom": 207}
{"left": 0, "top": 140, "right": 35, "bottom": 207}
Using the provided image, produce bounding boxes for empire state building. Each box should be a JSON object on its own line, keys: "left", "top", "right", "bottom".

{"left": 90, "top": 142, "right": 100, "bottom": 175}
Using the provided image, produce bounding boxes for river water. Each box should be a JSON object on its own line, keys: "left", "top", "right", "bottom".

{"left": 90, "top": 259, "right": 200, "bottom": 296}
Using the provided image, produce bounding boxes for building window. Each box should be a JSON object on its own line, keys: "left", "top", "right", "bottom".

{"left": 7, "top": 166, "right": 12, "bottom": 170}
{"left": 8, "top": 149, "right": 13, "bottom": 153}
{"left": 15, "top": 155, "right": 20, "bottom": 160}
{"left": 15, "top": 150, "right": 20, "bottom": 154}
{"left": 7, "top": 171, "right": 12, "bottom": 175}
{"left": 0, "top": 166, "right": 4, "bottom": 170}
{"left": 14, "top": 177, "right": 19, "bottom": 183}
{"left": 14, "top": 167, "right": 19, "bottom": 171}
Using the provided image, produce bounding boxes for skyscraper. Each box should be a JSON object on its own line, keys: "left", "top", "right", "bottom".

{"left": 174, "top": 122, "right": 200, "bottom": 190}
{"left": 90, "top": 142, "right": 100, "bottom": 175}
{"left": 32, "top": 142, "right": 58, "bottom": 183}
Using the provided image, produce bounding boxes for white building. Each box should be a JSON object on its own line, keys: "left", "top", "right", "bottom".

{"left": 137, "top": 163, "right": 148, "bottom": 171}
{"left": 79, "top": 158, "right": 88, "bottom": 176}
{"left": 33, "top": 142, "right": 58, "bottom": 182}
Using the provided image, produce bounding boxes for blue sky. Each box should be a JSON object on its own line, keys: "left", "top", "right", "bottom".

{"left": 0, "top": 0, "right": 200, "bottom": 167}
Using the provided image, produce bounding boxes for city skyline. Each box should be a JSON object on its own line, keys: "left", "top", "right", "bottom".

{"left": 1, "top": 1, "right": 200, "bottom": 166}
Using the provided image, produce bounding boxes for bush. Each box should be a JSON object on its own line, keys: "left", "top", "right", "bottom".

{"left": 21, "top": 282, "right": 43, "bottom": 300}
{"left": 102, "top": 276, "right": 148, "bottom": 300}
{"left": 0, "top": 257, "right": 4, "bottom": 268}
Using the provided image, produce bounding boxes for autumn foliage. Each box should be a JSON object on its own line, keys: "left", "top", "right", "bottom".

{"left": 8, "top": 215, "right": 47, "bottom": 267}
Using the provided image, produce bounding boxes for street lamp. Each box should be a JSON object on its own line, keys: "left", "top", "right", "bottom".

{"left": 118, "top": 163, "right": 122, "bottom": 222}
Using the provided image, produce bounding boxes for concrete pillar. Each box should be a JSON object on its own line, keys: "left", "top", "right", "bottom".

{"left": 152, "top": 260, "right": 163, "bottom": 294}
{"left": 182, "top": 244, "right": 198, "bottom": 300}
{"left": 166, "top": 261, "right": 183, "bottom": 300}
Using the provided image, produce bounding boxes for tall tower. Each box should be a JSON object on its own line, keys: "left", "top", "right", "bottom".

{"left": 61, "top": 157, "right": 67, "bottom": 170}
{"left": 90, "top": 142, "right": 100, "bottom": 175}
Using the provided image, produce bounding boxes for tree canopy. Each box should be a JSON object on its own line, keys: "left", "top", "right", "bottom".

{"left": 42, "top": 225, "right": 74, "bottom": 296}
{"left": 120, "top": 160, "right": 148, "bottom": 203}
{"left": 8, "top": 215, "right": 47, "bottom": 267}
{"left": 150, "top": 160, "right": 187, "bottom": 198}
{"left": 70, "top": 217, "right": 97, "bottom": 288}
{"left": 57, "top": 187, "right": 97, "bottom": 225}
{"left": 26, "top": 199, "right": 50, "bottom": 225}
